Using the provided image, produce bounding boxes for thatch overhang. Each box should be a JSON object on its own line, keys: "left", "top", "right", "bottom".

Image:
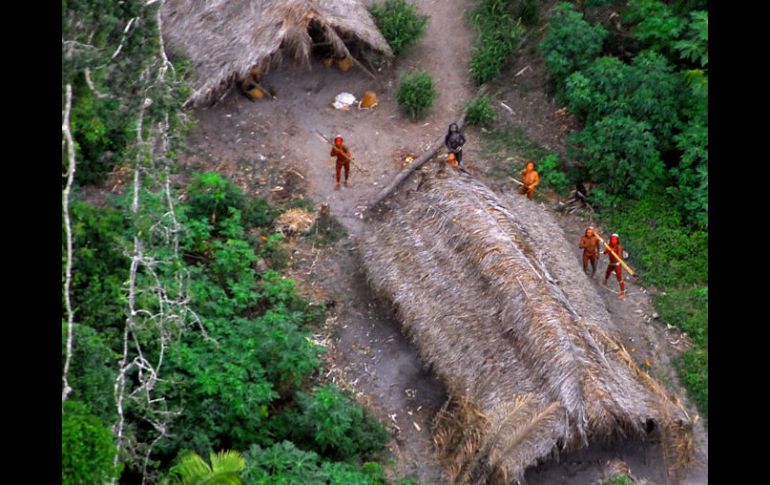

{"left": 161, "top": 0, "right": 393, "bottom": 106}
{"left": 361, "top": 172, "right": 693, "bottom": 484}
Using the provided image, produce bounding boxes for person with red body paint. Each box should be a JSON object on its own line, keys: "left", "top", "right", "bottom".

{"left": 330, "top": 135, "right": 352, "bottom": 189}
{"left": 603, "top": 233, "right": 625, "bottom": 299}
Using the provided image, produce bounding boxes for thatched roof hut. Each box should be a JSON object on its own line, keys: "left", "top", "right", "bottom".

{"left": 361, "top": 172, "right": 693, "bottom": 484}
{"left": 161, "top": 0, "right": 393, "bottom": 106}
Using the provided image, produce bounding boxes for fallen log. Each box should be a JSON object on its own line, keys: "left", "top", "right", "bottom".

{"left": 365, "top": 113, "right": 466, "bottom": 215}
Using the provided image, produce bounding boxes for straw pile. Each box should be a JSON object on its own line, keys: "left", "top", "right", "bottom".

{"left": 360, "top": 171, "right": 693, "bottom": 484}
{"left": 161, "top": 0, "right": 392, "bottom": 106}
{"left": 275, "top": 208, "right": 317, "bottom": 235}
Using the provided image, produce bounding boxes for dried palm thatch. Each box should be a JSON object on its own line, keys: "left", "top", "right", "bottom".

{"left": 361, "top": 172, "right": 693, "bottom": 484}
{"left": 161, "top": 0, "right": 393, "bottom": 106}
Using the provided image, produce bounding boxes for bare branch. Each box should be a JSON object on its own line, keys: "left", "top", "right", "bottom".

{"left": 61, "top": 83, "right": 77, "bottom": 406}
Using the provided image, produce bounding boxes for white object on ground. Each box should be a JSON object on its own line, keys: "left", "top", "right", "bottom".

{"left": 333, "top": 92, "right": 357, "bottom": 110}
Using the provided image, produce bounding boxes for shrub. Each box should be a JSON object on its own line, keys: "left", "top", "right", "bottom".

{"left": 465, "top": 96, "right": 496, "bottom": 127}
{"left": 62, "top": 401, "right": 121, "bottom": 485}
{"left": 61, "top": 322, "right": 116, "bottom": 423}
{"left": 242, "top": 442, "right": 386, "bottom": 485}
{"left": 541, "top": 3, "right": 607, "bottom": 92}
{"left": 469, "top": 0, "right": 525, "bottom": 84}
{"left": 396, "top": 70, "right": 436, "bottom": 120}
{"left": 569, "top": 114, "right": 664, "bottom": 198}
{"left": 564, "top": 52, "right": 685, "bottom": 149}
{"left": 292, "top": 384, "right": 389, "bottom": 461}
{"left": 66, "top": 200, "right": 129, "bottom": 340}
{"left": 622, "top": 0, "right": 686, "bottom": 55}
{"left": 370, "top": 0, "right": 428, "bottom": 56}
{"left": 674, "top": 10, "right": 708, "bottom": 68}
{"left": 537, "top": 154, "right": 570, "bottom": 195}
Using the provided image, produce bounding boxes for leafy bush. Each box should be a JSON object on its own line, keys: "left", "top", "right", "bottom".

{"left": 66, "top": 200, "right": 129, "bottom": 341}
{"left": 674, "top": 10, "right": 708, "bottom": 68}
{"left": 622, "top": 0, "right": 686, "bottom": 55}
{"left": 62, "top": 401, "right": 121, "bottom": 485}
{"left": 291, "top": 384, "right": 389, "bottom": 462}
{"left": 242, "top": 442, "right": 386, "bottom": 485}
{"left": 259, "top": 233, "right": 292, "bottom": 270}
{"left": 569, "top": 114, "right": 664, "bottom": 198}
{"left": 564, "top": 52, "right": 685, "bottom": 149}
{"left": 541, "top": 2, "right": 607, "bottom": 92}
{"left": 396, "top": 70, "right": 436, "bottom": 120}
{"left": 603, "top": 475, "right": 633, "bottom": 485}
{"left": 61, "top": 322, "right": 116, "bottom": 423}
{"left": 537, "top": 154, "right": 570, "bottom": 195}
{"left": 370, "top": 0, "right": 428, "bottom": 56}
{"left": 465, "top": 96, "right": 496, "bottom": 127}
{"left": 469, "top": 0, "right": 525, "bottom": 84}
{"left": 185, "top": 172, "right": 275, "bottom": 229}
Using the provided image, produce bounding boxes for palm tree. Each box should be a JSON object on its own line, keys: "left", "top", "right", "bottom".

{"left": 166, "top": 449, "right": 245, "bottom": 485}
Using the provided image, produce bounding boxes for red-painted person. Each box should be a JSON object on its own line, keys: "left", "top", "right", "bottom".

{"left": 330, "top": 135, "right": 352, "bottom": 189}
{"left": 603, "top": 233, "right": 626, "bottom": 299}
{"left": 579, "top": 226, "right": 601, "bottom": 277}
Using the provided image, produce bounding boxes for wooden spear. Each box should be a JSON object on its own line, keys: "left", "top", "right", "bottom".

{"left": 594, "top": 232, "right": 636, "bottom": 277}
{"left": 315, "top": 131, "right": 369, "bottom": 173}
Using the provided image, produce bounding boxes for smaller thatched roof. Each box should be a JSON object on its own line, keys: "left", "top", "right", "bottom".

{"left": 161, "top": 0, "right": 393, "bottom": 106}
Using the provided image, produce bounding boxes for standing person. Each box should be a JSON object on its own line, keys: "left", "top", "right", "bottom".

{"left": 445, "top": 123, "right": 466, "bottom": 164}
{"left": 519, "top": 161, "right": 539, "bottom": 200}
{"left": 330, "top": 135, "right": 352, "bottom": 189}
{"left": 579, "top": 226, "right": 601, "bottom": 277}
{"left": 603, "top": 233, "right": 626, "bottom": 299}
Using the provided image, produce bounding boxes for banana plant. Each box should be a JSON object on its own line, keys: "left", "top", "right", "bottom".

{"left": 166, "top": 450, "right": 245, "bottom": 485}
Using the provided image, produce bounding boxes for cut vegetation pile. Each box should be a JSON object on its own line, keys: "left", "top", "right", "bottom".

{"left": 161, "top": 0, "right": 393, "bottom": 105}
{"left": 361, "top": 172, "right": 693, "bottom": 484}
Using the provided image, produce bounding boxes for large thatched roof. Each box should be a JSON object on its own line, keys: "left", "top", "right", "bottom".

{"left": 161, "top": 0, "right": 393, "bottom": 106}
{"left": 361, "top": 171, "right": 693, "bottom": 484}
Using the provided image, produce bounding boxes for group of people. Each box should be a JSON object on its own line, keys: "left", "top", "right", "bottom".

{"left": 580, "top": 227, "right": 626, "bottom": 299}
{"left": 328, "top": 127, "right": 627, "bottom": 300}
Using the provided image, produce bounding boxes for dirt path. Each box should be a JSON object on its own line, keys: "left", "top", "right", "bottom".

{"left": 178, "top": 1, "right": 476, "bottom": 482}
{"left": 176, "top": 0, "right": 707, "bottom": 483}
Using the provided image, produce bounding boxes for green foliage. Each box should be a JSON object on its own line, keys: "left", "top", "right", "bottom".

{"left": 465, "top": 96, "right": 496, "bottom": 128}
{"left": 469, "top": 0, "right": 525, "bottom": 84}
{"left": 537, "top": 154, "right": 570, "bottom": 195}
{"left": 396, "top": 70, "right": 436, "bottom": 120}
{"left": 674, "top": 11, "right": 708, "bottom": 68}
{"left": 63, "top": 0, "right": 191, "bottom": 185}
{"left": 62, "top": 400, "right": 121, "bottom": 485}
{"left": 602, "top": 475, "right": 633, "bottom": 485}
{"left": 370, "top": 0, "right": 428, "bottom": 56}
{"left": 622, "top": 0, "right": 686, "bottom": 55}
{"left": 569, "top": 114, "right": 664, "bottom": 198}
{"left": 61, "top": 322, "right": 116, "bottom": 423}
{"left": 678, "top": 347, "right": 708, "bottom": 419}
{"left": 66, "top": 200, "right": 128, "bottom": 340}
{"left": 541, "top": 3, "right": 607, "bottom": 92}
{"left": 167, "top": 450, "right": 245, "bottom": 485}
{"left": 669, "top": 120, "right": 707, "bottom": 229}
{"left": 597, "top": 192, "right": 708, "bottom": 287}
{"left": 185, "top": 172, "right": 276, "bottom": 230}
{"left": 654, "top": 287, "right": 707, "bottom": 347}
{"left": 564, "top": 52, "right": 685, "bottom": 150}
{"left": 289, "top": 385, "right": 389, "bottom": 462}
{"left": 655, "top": 287, "right": 707, "bottom": 418}
{"left": 516, "top": 0, "right": 540, "bottom": 27}
{"left": 242, "top": 442, "right": 386, "bottom": 485}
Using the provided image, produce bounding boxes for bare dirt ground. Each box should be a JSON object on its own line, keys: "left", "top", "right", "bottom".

{"left": 174, "top": 0, "right": 707, "bottom": 483}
